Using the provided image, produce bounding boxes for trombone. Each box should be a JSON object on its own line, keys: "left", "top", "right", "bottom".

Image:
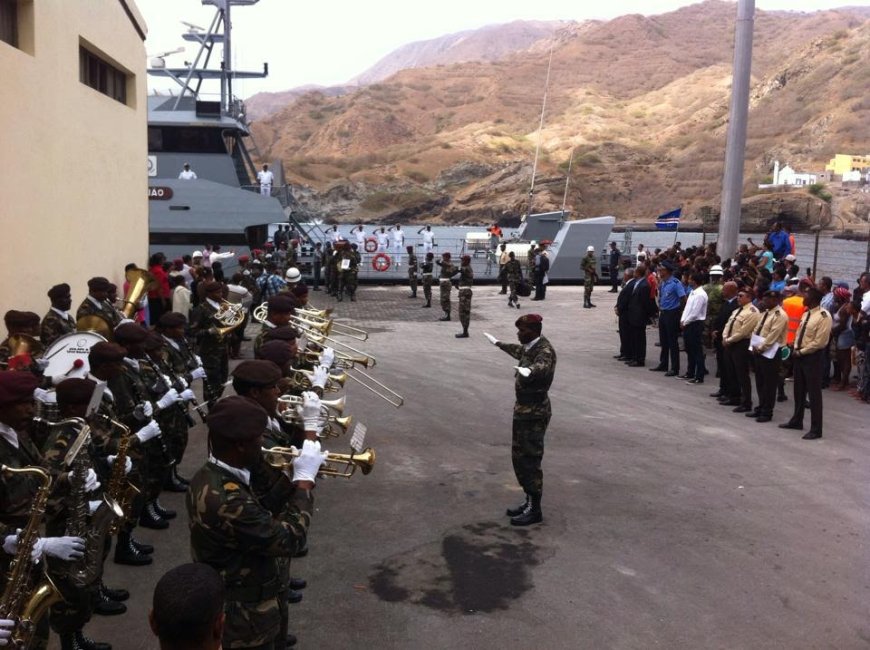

{"left": 261, "top": 446, "right": 375, "bottom": 478}
{"left": 301, "top": 350, "right": 375, "bottom": 370}
{"left": 304, "top": 331, "right": 377, "bottom": 367}
{"left": 290, "top": 313, "right": 369, "bottom": 342}
{"left": 343, "top": 367, "right": 404, "bottom": 409}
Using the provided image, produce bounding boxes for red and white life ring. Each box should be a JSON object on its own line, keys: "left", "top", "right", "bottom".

{"left": 372, "top": 253, "right": 391, "bottom": 272}
{"left": 364, "top": 238, "right": 378, "bottom": 253}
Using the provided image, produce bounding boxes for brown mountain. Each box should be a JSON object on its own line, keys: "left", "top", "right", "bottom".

{"left": 251, "top": 1, "right": 870, "bottom": 228}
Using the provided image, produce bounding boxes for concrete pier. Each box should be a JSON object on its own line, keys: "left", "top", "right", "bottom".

{"left": 83, "top": 286, "right": 870, "bottom": 649}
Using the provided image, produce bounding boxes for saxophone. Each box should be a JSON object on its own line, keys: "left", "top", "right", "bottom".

{"left": 100, "top": 417, "right": 138, "bottom": 536}
{"left": 0, "top": 465, "right": 63, "bottom": 648}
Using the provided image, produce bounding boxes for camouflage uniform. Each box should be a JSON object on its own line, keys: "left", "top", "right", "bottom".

{"left": 189, "top": 300, "right": 229, "bottom": 407}
{"left": 421, "top": 259, "right": 434, "bottom": 306}
{"left": 703, "top": 281, "right": 724, "bottom": 347}
{"left": 496, "top": 336, "right": 557, "bottom": 497}
{"left": 186, "top": 461, "right": 312, "bottom": 649}
{"left": 437, "top": 260, "right": 455, "bottom": 316}
{"left": 338, "top": 250, "right": 359, "bottom": 302}
{"left": 457, "top": 265, "right": 474, "bottom": 332}
{"left": 504, "top": 259, "right": 523, "bottom": 306}
{"left": 40, "top": 310, "right": 76, "bottom": 348}
{"left": 153, "top": 337, "right": 198, "bottom": 467}
{"left": 74, "top": 297, "right": 117, "bottom": 332}
{"left": 407, "top": 252, "right": 419, "bottom": 297}
{"left": 581, "top": 254, "right": 597, "bottom": 306}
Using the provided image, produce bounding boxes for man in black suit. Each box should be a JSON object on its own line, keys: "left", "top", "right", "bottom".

{"left": 532, "top": 250, "right": 550, "bottom": 301}
{"left": 625, "top": 266, "right": 656, "bottom": 367}
{"left": 710, "top": 281, "right": 739, "bottom": 402}
{"left": 614, "top": 269, "right": 636, "bottom": 360}
{"left": 608, "top": 242, "right": 622, "bottom": 292}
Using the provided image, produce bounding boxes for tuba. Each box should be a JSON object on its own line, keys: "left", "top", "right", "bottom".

{"left": 121, "top": 268, "right": 156, "bottom": 319}
{"left": 2, "top": 334, "right": 44, "bottom": 371}
{"left": 0, "top": 465, "right": 64, "bottom": 648}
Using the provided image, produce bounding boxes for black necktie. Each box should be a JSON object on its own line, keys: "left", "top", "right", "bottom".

{"left": 726, "top": 306, "right": 743, "bottom": 338}
{"left": 795, "top": 312, "right": 809, "bottom": 350}
{"left": 755, "top": 310, "right": 770, "bottom": 335}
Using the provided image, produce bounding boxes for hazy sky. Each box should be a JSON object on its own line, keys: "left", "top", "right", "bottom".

{"left": 139, "top": 0, "right": 866, "bottom": 97}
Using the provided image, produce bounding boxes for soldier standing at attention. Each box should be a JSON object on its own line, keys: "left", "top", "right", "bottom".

{"left": 189, "top": 282, "right": 230, "bottom": 408}
{"left": 484, "top": 315, "right": 556, "bottom": 526}
{"left": 455, "top": 255, "right": 474, "bottom": 339}
{"left": 581, "top": 246, "right": 598, "bottom": 308}
{"left": 420, "top": 252, "right": 434, "bottom": 309}
{"left": 186, "top": 395, "right": 326, "bottom": 650}
{"left": 504, "top": 252, "right": 523, "bottom": 309}
{"left": 608, "top": 242, "right": 622, "bottom": 293}
{"left": 436, "top": 252, "right": 455, "bottom": 322}
{"left": 406, "top": 245, "right": 418, "bottom": 299}
{"left": 40, "top": 283, "right": 76, "bottom": 348}
{"left": 498, "top": 244, "right": 510, "bottom": 295}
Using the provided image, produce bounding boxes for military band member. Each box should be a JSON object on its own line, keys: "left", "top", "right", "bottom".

{"left": 455, "top": 255, "right": 473, "bottom": 339}
{"left": 484, "top": 315, "right": 556, "bottom": 526}
{"left": 149, "top": 563, "right": 226, "bottom": 650}
{"left": 504, "top": 252, "right": 523, "bottom": 309}
{"left": 749, "top": 290, "right": 789, "bottom": 423}
{"left": 189, "top": 281, "right": 231, "bottom": 408}
{"left": 406, "top": 245, "right": 418, "bottom": 298}
{"left": 0, "top": 310, "right": 41, "bottom": 371}
{"left": 436, "top": 252, "right": 455, "bottom": 321}
{"left": 186, "top": 395, "right": 326, "bottom": 650}
{"left": 779, "top": 287, "right": 831, "bottom": 439}
{"left": 254, "top": 295, "right": 297, "bottom": 358}
{"left": 41, "top": 284, "right": 77, "bottom": 348}
{"left": 75, "top": 277, "right": 117, "bottom": 333}
{"left": 421, "top": 252, "right": 434, "bottom": 309}
{"left": 581, "top": 246, "right": 598, "bottom": 309}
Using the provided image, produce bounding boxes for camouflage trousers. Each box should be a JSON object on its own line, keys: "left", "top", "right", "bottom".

{"left": 203, "top": 352, "right": 229, "bottom": 408}
{"left": 423, "top": 276, "right": 433, "bottom": 303}
{"left": 584, "top": 277, "right": 594, "bottom": 301}
{"left": 408, "top": 271, "right": 418, "bottom": 296}
{"left": 339, "top": 271, "right": 357, "bottom": 299}
{"left": 458, "top": 288, "right": 472, "bottom": 329}
{"left": 439, "top": 281, "right": 452, "bottom": 314}
{"left": 511, "top": 412, "right": 550, "bottom": 497}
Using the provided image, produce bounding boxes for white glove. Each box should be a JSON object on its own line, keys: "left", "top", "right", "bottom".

{"left": 513, "top": 366, "right": 532, "bottom": 378}
{"left": 195, "top": 354, "right": 204, "bottom": 366}
{"left": 139, "top": 401, "right": 154, "bottom": 418}
{"left": 0, "top": 618, "right": 14, "bottom": 645}
{"left": 297, "top": 391, "right": 323, "bottom": 432}
{"left": 135, "top": 420, "right": 162, "bottom": 443}
{"left": 2, "top": 533, "right": 18, "bottom": 556}
{"left": 156, "top": 388, "right": 181, "bottom": 410}
{"left": 292, "top": 439, "right": 328, "bottom": 484}
{"left": 33, "top": 388, "right": 56, "bottom": 403}
{"left": 107, "top": 455, "right": 133, "bottom": 475}
{"left": 88, "top": 500, "right": 102, "bottom": 515}
{"left": 319, "top": 347, "right": 335, "bottom": 368}
{"left": 83, "top": 468, "right": 100, "bottom": 493}
{"left": 310, "top": 365, "right": 329, "bottom": 390}
{"left": 40, "top": 536, "right": 85, "bottom": 561}
{"left": 180, "top": 388, "right": 196, "bottom": 401}
{"left": 174, "top": 376, "right": 189, "bottom": 389}
{"left": 35, "top": 358, "right": 50, "bottom": 371}
{"left": 190, "top": 367, "right": 208, "bottom": 380}
{"left": 484, "top": 332, "right": 499, "bottom": 345}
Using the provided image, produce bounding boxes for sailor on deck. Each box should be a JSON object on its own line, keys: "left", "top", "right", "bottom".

{"left": 257, "top": 163, "right": 274, "bottom": 197}
{"left": 178, "top": 163, "right": 197, "bottom": 180}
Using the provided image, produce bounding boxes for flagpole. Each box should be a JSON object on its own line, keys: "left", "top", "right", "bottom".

{"left": 672, "top": 204, "right": 683, "bottom": 248}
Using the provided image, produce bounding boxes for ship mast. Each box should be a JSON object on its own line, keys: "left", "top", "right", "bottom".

{"left": 526, "top": 43, "right": 554, "bottom": 220}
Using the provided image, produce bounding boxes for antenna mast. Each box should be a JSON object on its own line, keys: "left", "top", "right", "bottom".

{"left": 527, "top": 43, "right": 554, "bottom": 218}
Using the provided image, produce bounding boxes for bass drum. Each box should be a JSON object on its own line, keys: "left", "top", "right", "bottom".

{"left": 42, "top": 331, "right": 107, "bottom": 379}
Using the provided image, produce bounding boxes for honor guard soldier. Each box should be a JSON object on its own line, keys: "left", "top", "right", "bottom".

{"left": 420, "top": 252, "right": 434, "bottom": 308}
{"left": 581, "top": 246, "right": 598, "bottom": 308}
{"left": 779, "top": 286, "right": 831, "bottom": 439}
{"left": 455, "top": 255, "right": 474, "bottom": 339}
{"left": 189, "top": 282, "right": 231, "bottom": 408}
{"left": 41, "top": 284, "right": 76, "bottom": 348}
{"left": 750, "top": 290, "right": 789, "bottom": 423}
{"left": 484, "top": 315, "right": 557, "bottom": 526}
{"left": 436, "top": 252, "right": 455, "bottom": 321}
{"left": 406, "top": 245, "right": 418, "bottom": 298}
{"left": 503, "top": 252, "right": 523, "bottom": 309}
{"left": 186, "top": 395, "right": 326, "bottom": 650}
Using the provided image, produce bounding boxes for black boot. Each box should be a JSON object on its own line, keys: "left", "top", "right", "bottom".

{"left": 93, "top": 585, "right": 127, "bottom": 616}
{"left": 505, "top": 494, "right": 529, "bottom": 517}
{"left": 510, "top": 494, "right": 542, "bottom": 526}
{"left": 130, "top": 535, "right": 154, "bottom": 554}
{"left": 438, "top": 313, "right": 451, "bottom": 321}
{"left": 114, "top": 531, "right": 152, "bottom": 565}
{"left": 589, "top": 301, "right": 597, "bottom": 308}
{"left": 164, "top": 466, "right": 188, "bottom": 492}
{"left": 422, "top": 301, "right": 431, "bottom": 308}
{"left": 455, "top": 329, "right": 469, "bottom": 338}
{"left": 153, "top": 499, "right": 177, "bottom": 520}
{"left": 287, "top": 589, "right": 304, "bottom": 604}
{"left": 289, "top": 577, "right": 307, "bottom": 590}
{"left": 139, "top": 502, "right": 169, "bottom": 530}
{"left": 74, "top": 632, "right": 111, "bottom": 650}
{"left": 101, "top": 582, "right": 130, "bottom": 601}
{"left": 583, "top": 299, "right": 591, "bottom": 309}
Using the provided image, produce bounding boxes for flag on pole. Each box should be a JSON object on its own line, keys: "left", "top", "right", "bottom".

{"left": 655, "top": 207, "right": 682, "bottom": 231}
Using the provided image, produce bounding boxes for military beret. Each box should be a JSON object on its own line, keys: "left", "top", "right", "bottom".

{"left": 157, "top": 312, "right": 187, "bottom": 329}
{"left": 87, "top": 277, "right": 112, "bottom": 292}
{"left": 47, "top": 283, "right": 71, "bottom": 300}
{"left": 89, "top": 342, "right": 126, "bottom": 366}
{"left": 291, "top": 283, "right": 309, "bottom": 298}
{"left": 263, "top": 325, "right": 298, "bottom": 342}
{"left": 798, "top": 277, "right": 815, "bottom": 290}
{"left": 833, "top": 287, "right": 851, "bottom": 302}
{"left": 0, "top": 371, "right": 39, "bottom": 406}
{"left": 232, "top": 360, "right": 282, "bottom": 387}
{"left": 516, "top": 314, "right": 543, "bottom": 328}
{"left": 206, "top": 395, "right": 268, "bottom": 441}
{"left": 267, "top": 294, "right": 296, "bottom": 314}
{"left": 107, "top": 283, "right": 118, "bottom": 295}
{"left": 173, "top": 258, "right": 184, "bottom": 269}
{"left": 203, "top": 281, "right": 223, "bottom": 294}
{"left": 4, "top": 310, "right": 40, "bottom": 329}
{"left": 143, "top": 333, "right": 164, "bottom": 352}
{"left": 55, "top": 378, "right": 97, "bottom": 407}
{"left": 113, "top": 323, "right": 148, "bottom": 345}
{"left": 256, "top": 341, "right": 294, "bottom": 367}
{"left": 237, "top": 255, "right": 250, "bottom": 264}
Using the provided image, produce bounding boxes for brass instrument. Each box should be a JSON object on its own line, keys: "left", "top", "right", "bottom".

{"left": 297, "top": 306, "right": 333, "bottom": 319}
{"left": 75, "top": 314, "right": 113, "bottom": 340}
{"left": 211, "top": 300, "right": 246, "bottom": 339}
{"left": 277, "top": 394, "right": 345, "bottom": 415}
{"left": 304, "top": 331, "right": 377, "bottom": 367}
{"left": 96, "top": 417, "right": 139, "bottom": 536}
{"left": 343, "top": 368, "right": 404, "bottom": 408}
{"left": 277, "top": 406, "right": 352, "bottom": 438}
{"left": 302, "top": 350, "right": 375, "bottom": 370}
{"left": 290, "top": 314, "right": 368, "bottom": 342}
{"left": 252, "top": 302, "right": 270, "bottom": 325}
{"left": 0, "top": 465, "right": 64, "bottom": 648}
{"left": 288, "top": 367, "right": 347, "bottom": 393}
{"left": 7, "top": 334, "right": 44, "bottom": 360}
{"left": 122, "top": 268, "right": 157, "bottom": 319}
{"left": 261, "top": 446, "right": 375, "bottom": 478}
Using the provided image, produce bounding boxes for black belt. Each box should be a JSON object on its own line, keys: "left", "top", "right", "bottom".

{"left": 515, "top": 391, "right": 548, "bottom": 406}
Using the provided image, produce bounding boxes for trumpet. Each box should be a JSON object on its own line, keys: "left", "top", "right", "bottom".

{"left": 277, "top": 410, "right": 353, "bottom": 437}
{"left": 277, "top": 394, "right": 346, "bottom": 415}
{"left": 261, "top": 446, "right": 375, "bottom": 478}
{"left": 288, "top": 367, "right": 347, "bottom": 393}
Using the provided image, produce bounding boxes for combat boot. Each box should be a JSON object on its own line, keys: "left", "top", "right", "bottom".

{"left": 455, "top": 329, "right": 469, "bottom": 338}
{"left": 505, "top": 494, "right": 529, "bottom": 517}
{"left": 510, "top": 494, "right": 542, "bottom": 526}
{"left": 163, "top": 466, "right": 187, "bottom": 493}
{"left": 93, "top": 585, "right": 126, "bottom": 616}
{"left": 60, "top": 632, "right": 111, "bottom": 650}
{"left": 438, "top": 313, "right": 451, "bottom": 321}
{"left": 114, "top": 531, "right": 152, "bottom": 566}
{"left": 422, "top": 300, "right": 431, "bottom": 308}
{"left": 139, "top": 502, "right": 169, "bottom": 530}
{"left": 153, "top": 499, "right": 177, "bottom": 520}
{"left": 130, "top": 535, "right": 154, "bottom": 554}
{"left": 583, "top": 299, "right": 591, "bottom": 309}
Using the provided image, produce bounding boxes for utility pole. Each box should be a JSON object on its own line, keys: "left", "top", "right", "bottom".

{"left": 717, "top": 0, "right": 755, "bottom": 258}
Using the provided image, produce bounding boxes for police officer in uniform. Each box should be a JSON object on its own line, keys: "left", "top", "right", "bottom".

{"left": 750, "top": 290, "right": 788, "bottom": 423}
{"left": 484, "top": 315, "right": 557, "bottom": 526}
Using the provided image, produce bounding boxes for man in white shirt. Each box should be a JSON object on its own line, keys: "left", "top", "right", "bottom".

{"left": 178, "top": 163, "right": 197, "bottom": 180}
{"left": 329, "top": 225, "right": 343, "bottom": 243}
{"left": 391, "top": 225, "right": 405, "bottom": 269}
{"left": 257, "top": 164, "right": 274, "bottom": 197}
{"left": 209, "top": 245, "right": 235, "bottom": 268}
{"left": 680, "top": 271, "right": 709, "bottom": 384}
{"left": 418, "top": 225, "right": 435, "bottom": 256}
{"left": 375, "top": 227, "right": 390, "bottom": 254}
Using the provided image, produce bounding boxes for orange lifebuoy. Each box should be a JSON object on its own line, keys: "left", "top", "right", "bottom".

{"left": 372, "top": 253, "right": 391, "bottom": 272}
{"left": 364, "top": 238, "right": 378, "bottom": 253}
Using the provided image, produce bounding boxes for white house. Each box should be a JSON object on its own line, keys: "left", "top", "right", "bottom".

{"left": 766, "top": 160, "right": 817, "bottom": 187}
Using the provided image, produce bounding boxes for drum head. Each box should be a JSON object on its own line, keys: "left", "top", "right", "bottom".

{"left": 42, "top": 331, "right": 107, "bottom": 378}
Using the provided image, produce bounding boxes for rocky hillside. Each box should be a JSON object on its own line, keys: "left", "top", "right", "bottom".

{"left": 251, "top": 1, "right": 870, "bottom": 230}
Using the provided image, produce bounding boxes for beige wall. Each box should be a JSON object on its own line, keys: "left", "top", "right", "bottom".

{"left": 0, "top": 0, "right": 147, "bottom": 321}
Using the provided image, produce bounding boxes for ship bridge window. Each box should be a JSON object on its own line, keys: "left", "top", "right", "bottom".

{"left": 79, "top": 44, "right": 130, "bottom": 105}
{"left": 148, "top": 126, "right": 227, "bottom": 154}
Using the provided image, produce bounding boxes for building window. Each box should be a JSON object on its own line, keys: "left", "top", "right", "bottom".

{"left": 80, "top": 46, "right": 128, "bottom": 105}
{"left": 0, "top": 0, "right": 19, "bottom": 47}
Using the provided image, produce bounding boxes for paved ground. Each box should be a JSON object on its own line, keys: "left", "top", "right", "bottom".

{"left": 75, "top": 285, "right": 870, "bottom": 649}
